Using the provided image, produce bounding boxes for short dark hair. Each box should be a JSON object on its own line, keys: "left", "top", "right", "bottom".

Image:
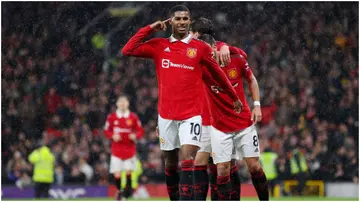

{"left": 169, "top": 5, "right": 190, "bottom": 16}
{"left": 191, "top": 17, "right": 215, "bottom": 37}
{"left": 198, "top": 34, "right": 216, "bottom": 46}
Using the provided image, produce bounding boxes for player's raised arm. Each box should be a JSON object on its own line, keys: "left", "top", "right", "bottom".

{"left": 121, "top": 19, "right": 170, "bottom": 58}
{"left": 200, "top": 44, "right": 243, "bottom": 113}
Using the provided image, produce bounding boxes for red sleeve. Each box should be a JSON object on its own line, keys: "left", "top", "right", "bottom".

{"left": 216, "top": 41, "right": 248, "bottom": 59}
{"left": 236, "top": 55, "right": 253, "bottom": 82}
{"left": 104, "top": 115, "right": 114, "bottom": 139}
{"left": 216, "top": 41, "right": 227, "bottom": 50}
{"left": 121, "top": 25, "right": 156, "bottom": 58}
{"left": 133, "top": 115, "right": 144, "bottom": 140}
{"left": 200, "top": 44, "right": 239, "bottom": 101}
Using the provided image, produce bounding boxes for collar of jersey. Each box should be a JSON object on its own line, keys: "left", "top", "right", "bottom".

{"left": 116, "top": 110, "right": 130, "bottom": 118}
{"left": 169, "top": 34, "right": 192, "bottom": 44}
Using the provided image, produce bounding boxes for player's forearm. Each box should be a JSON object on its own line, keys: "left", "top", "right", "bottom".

{"left": 248, "top": 75, "right": 260, "bottom": 102}
{"left": 136, "top": 127, "right": 144, "bottom": 139}
{"left": 121, "top": 25, "right": 153, "bottom": 56}
{"left": 104, "top": 130, "right": 114, "bottom": 139}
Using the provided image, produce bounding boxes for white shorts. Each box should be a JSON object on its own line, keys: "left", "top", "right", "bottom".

{"left": 233, "top": 124, "right": 260, "bottom": 159}
{"left": 210, "top": 126, "right": 235, "bottom": 164}
{"left": 198, "top": 125, "right": 212, "bottom": 153}
{"left": 109, "top": 155, "right": 137, "bottom": 173}
{"left": 158, "top": 115, "right": 202, "bottom": 151}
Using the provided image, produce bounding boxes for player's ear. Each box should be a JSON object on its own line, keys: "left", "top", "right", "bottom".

{"left": 169, "top": 15, "right": 173, "bottom": 25}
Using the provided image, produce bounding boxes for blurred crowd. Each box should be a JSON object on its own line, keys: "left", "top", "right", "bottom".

{"left": 2, "top": 2, "right": 358, "bottom": 187}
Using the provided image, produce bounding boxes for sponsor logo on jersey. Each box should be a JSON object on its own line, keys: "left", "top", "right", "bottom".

{"left": 162, "top": 59, "right": 170, "bottom": 68}
{"left": 227, "top": 68, "right": 238, "bottom": 79}
{"left": 186, "top": 48, "right": 197, "bottom": 58}
{"left": 126, "top": 119, "right": 132, "bottom": 126}
{"left": 114, "top": 127, "right": 132, "bottom": 133}
{"left": 161, "top": 59, "right": 194, "bottom": 70}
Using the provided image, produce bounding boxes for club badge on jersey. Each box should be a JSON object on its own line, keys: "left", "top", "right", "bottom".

{"left": 126, "top": 119, "right": 133, "bottom": 126}
{"left": 227, "top": 68, "right": 238, "bottom": 79}
{"left": 186, "top": 48, "right": 197, "bottom": 58}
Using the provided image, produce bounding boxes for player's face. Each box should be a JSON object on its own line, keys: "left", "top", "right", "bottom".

{"left": 116, "top": 97, "right": 129, "bottom": 111}
{"left": 170, "top": 11, "right": 191, "bottom": 35}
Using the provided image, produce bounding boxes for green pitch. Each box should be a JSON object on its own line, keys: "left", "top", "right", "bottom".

{"left": 3, "top": 197, "right": 359, "bottom": 201}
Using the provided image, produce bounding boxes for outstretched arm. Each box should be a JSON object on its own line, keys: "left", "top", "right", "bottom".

{"left": 122, "top": 19, "right": 170, "bottom": 58}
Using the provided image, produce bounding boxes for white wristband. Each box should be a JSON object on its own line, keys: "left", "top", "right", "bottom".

{"left": 253, "top": 101, "right": 261, "bottom": 106}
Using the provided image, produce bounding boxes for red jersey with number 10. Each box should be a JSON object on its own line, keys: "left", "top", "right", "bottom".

{"left": 122, "top": 26, "right": 238, "bottom": 121}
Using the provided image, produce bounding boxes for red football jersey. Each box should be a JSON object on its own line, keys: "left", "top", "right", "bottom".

{"left": 104, "top": 111, "right": 144, "bottom": 160}
{"left": 122, "top": 25, "right": 238, "bottom": 121}
{"left": 201, "top": 42, "right": 246, "bottom": 126}
{"left": 203, "top": 53, "right": 253, "bottom": 133}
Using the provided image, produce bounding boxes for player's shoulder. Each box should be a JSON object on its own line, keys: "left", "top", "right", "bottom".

{"left": 228, "top": 54, "right": 248, "bottom": 68}
{"left": 232, "top": 48, "right": 248, "bottom": 60}
{"left": 231, "top": 53, "right": 246, "bottom": 61}
{"left": 146, "top": 37, "right": 166, "bottom": 44}
{"left": 215, "top": 40, "right": 225, "bottom": 46}
{"left": 190, "top": 38, "right": 208, "bottom": 47}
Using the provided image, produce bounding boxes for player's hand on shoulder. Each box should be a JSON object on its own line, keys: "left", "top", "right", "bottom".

{"left": 219, "top": 45, "right": 231, "bottom": 66}
{"left": 251, "top": 106, "right": 262, "bottom": 124}
{"left": 234, "top": 99, "right": 243, "bottom": 114}
{"left": 113, "top": 134, "right": 121, "bottom": 142}
{"left": 150, "top": 18, "right": 171, "bottom": 32}
{"left": 129, "top": 133, "right": 137, "bottom": 141}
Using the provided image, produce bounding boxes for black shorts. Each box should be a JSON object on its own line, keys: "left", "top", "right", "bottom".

{"left": 35, "top": 182, "right": 51, "bottom": 198}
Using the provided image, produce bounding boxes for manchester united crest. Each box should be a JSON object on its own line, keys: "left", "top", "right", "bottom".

{"left": 186, "top": 48, "right": 197, "bottom": 58}
{"left": 126, "top": 119, "right": 133, "bottom": 126}
{"left": 227, "top": 68, "right": 238, "bottom": 79}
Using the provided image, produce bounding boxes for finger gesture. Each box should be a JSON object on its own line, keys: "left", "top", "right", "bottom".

{"left": 150, "top": 18, "right": 171, "bottom": 32}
